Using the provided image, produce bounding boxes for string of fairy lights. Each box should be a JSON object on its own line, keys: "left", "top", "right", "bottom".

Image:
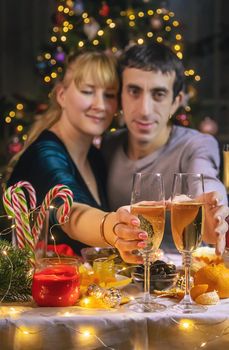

{"left": 1, "top": 0, "right": 201, "bottom": 144}
{"left": 1, "top": 212, "right": 229, "bottom": 348}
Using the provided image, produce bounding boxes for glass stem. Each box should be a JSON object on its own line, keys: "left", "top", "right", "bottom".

{"left": 182, "top": 252, "right": 192, "bottom": 302}
{"left": 143, "top": 252, "right": 151, "bottom": 302}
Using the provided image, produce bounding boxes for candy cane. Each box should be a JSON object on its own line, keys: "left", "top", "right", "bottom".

{"left": 32, "top": 184, "right": 73, "bottom": 244}
{"left": 3, "top": 182, "right": 36, "bottom": 251}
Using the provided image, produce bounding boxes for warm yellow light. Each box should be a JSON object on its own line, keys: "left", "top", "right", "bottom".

{"left": 44, "top": 76, "right": 51, "bottom": 83}
{"left": 9, "top": 111, "right": 15, "bottom": 117}
{"left": 109, "top": 22, "right": 116, "bottom": 28}
{"left": 5, "top": 116, "right": 11, "bottom": 123}
{"left": 2, "top": 250, "right": 7, "bottom": 256}
{"left": 165, "top": 26, "right": 171, "bottom": 32}
{"left": 129, "top": 21, "right": 135, "bottom": 27}
{"left": 120, "top": 11, "right": 126, "bottom": 16}
{"left": 195, "top": 75, "right": 201, "bottom": 81}
{"left": 82, "top": 12, "right": 88, "bottom": 19}
{"left": 184, "top": 70, "right": 189, "bottom": 76}
{"left": 188, "top": 69, "right": 195, "bottom": 75}
{"left": 129, "top": 14, "right": 135, "bottom": 20}
{"left": 78, "top": 41, "right": 84, "bottom": 47}
{"left": 137, "top": 38, "right": 144, "bottom": 45}
{"left": 45, "top": 53, "right": 51, "bottom": 60}
{"left": 50, "top": 59, "right": 56, "bottom": 65}
{"left": 51, "top": 36, "right": 57, "bottom": 42}
{"left": 106, "top": 18, "right": 112, "bottom": 24}
{"left": 57, "top": 67, "right": 63, "bottom": 73}
{"left": 200, "top": 342, "right": 207, "bottom": 348}
{"left": 22, "top": 134, "right": 27, "bottom": 141}
{"left": 112, "top": 47, "right": 117, "bottom": 53}
{"left": 63, "top": 7, "right": 69, "bottom": 14}
{"left": 51, "top": 72, "right": 57, "bottom": 79}
{"left": 69, "top": 10, "right": 74, "bottom": 16}
{"left": 138, "top": 12, "right": 144, "bottom": 17}
{"left": 82, "top": 330, "right": 91, "bottom": 338}
{"left": 177, "top": 52, "right": 183, "bottom": 59}
{"left": 84, "top": 18, "right": 90, "bottom": 24}
{"left": 169, "top": 12, "right": 175, "bottom": 17}
{"left": 174, "top": 44, "right": 181, "bottom": 51}
{"left": 173, "top": 20, "right": 179, "bottom": 27}
{"left": 63, "top": 27, "right": 68, "bottom": 33}
{"left": 60, "top": 36, "right": 67, "bottom": 42}
{"left": 97, "top": 30, "right": 104, "bottom": 36}
{"left": 93, "top": 39, "right": 99, "bottom": 46}
{"left": 53, "top": 26, "right": 59, "bottom": 33}
{"left": 58, "top": 5, "right": 64, "bottom": 12}
{"left": 82, "top": 297, "right": 90, "bottom": 306}
{"left": 179, "top": 319, "right": 194, "bottom": 330}
{"left": 176, "top": 34, "right": 182, "bottom": 40}
{"left": 17, "top": 125, "right": 23, "bottom": 132}
{"left": 16, "top": 103, "right": 23, "bottom": 110}
{"left": 156, "top": 36, "right": 163, "bottom": 43}
{"left": 147, "top": 32, "right": 153, "bottom": 37}
{"left": 147, "top": 10, "right": 154, "bottom": 16}
{"left": 63, "top": 21, "right": 69, "bottom": 26}
{"left": 68, "top": 24, "right": 73, "bottom": 30}
{"left": 163, "top": 15, "right": 169, "bottom": 21}
{"left": 185, "top": 106, "right": 191, "bottom": 112}
{"left": 156, "top": 8, "right": 162, "bottom": 14}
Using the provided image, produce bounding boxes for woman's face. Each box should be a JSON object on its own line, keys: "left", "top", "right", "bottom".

{"left": 57, "top": 77, "right": 118, "bottom": 137}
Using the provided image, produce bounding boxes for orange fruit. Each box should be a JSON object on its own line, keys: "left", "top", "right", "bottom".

{"left": 190, "top": 284, "right": 209, "bottom": 300}
{"left": 194, "top": 263, "right": 229, "bottom": 298}
{"left": 195, "top": 291, "right": 220, "bottom": 305}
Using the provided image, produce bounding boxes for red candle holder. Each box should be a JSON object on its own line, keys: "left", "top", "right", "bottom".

{"left": 32, "top": 257, "right": 80, "bottom": 307}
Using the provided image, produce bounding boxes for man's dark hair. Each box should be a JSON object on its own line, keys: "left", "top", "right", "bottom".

{"left": 119, "top": 42, "right": 184, "bottom": 99}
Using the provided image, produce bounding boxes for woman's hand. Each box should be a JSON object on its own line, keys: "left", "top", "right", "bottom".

{"left": 203, "top": 192, "right": 229, "bottom": 255}
{"left": 111, "top": 206, "right": 148, "bottom": 264}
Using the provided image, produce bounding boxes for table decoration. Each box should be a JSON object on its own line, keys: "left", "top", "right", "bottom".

{"left": 32, "top": 257, "right": 80, "bottom": 307}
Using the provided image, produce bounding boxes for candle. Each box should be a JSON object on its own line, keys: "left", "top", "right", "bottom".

{"left": 32, "top": 258, "right": 80, "bottom": 307}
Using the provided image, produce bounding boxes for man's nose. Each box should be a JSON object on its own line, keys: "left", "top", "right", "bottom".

{"left": 138, "top": 95, "right": 152, "bottom": 117}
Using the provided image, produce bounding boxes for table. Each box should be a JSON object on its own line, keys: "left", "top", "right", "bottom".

{"left": 1, "top": 294, "right": 229, "bottom": 350}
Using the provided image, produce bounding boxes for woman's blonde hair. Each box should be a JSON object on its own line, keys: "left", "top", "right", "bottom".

{"left": 4, "top": 51, "right": 119, "bottom": 183}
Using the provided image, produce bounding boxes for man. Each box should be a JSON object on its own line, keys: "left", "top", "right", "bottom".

{"left": 102, "top": 42, "right": 228, "bottom": 253}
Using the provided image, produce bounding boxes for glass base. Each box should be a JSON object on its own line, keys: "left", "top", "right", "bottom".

{"left": 171, "top": 299, "right": 207, "bottom": 314}
{"left": 126, "top": 296, "right": 166, "bottom": 313}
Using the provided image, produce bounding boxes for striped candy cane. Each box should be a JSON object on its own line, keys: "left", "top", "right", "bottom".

{"left": 32, "top": 184, "right": 73, "bottom": 244}
{"left": 3, "top": 182, "right": 37, "bottom": 251}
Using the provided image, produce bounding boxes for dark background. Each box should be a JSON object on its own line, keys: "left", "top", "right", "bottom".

{"left": 0, "top": 0, "right": 229, "bottom": 141}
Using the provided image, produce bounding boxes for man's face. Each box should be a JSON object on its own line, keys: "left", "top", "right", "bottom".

{"left": 121, "top": 68, "right": 181, "bottom": 145}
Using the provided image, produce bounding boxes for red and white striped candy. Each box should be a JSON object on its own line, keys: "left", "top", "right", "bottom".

{"left": 32, "top": 184, "right": 73, "bottom": 243}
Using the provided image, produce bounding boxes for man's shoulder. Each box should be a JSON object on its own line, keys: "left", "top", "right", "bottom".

{"left": 172, "top": 125, "right": 218, "bottom": 145}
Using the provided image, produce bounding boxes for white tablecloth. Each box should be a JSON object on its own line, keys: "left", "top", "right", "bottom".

{"left": 1, "top": 295, "right": 229, "bottom": 350}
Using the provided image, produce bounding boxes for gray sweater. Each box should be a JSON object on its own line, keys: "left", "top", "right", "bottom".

{"left": 102, "top": 125, "right": 227, "bottom": 252}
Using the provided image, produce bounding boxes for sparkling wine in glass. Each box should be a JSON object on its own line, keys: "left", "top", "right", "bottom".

{"left": 171, "top": 173, "right": 207, "bottom": 313}
{"left": 128, "top": 172, "right": 166, "bottom": 312}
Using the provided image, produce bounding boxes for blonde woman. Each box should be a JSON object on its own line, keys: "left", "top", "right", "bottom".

{"left": 6, "top": 51, "right": 148, "bottom": 262}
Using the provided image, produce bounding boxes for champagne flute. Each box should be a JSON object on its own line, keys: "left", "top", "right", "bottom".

{"left": 128, "top": 172, "right": 166, "bottom": 312}
{"left": 171, "top": 173, "right": 207, "bottom": 313}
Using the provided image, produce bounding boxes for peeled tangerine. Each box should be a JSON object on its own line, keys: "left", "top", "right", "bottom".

{"left": 194, "top": 263, "right": 229, "bottom": 298}
{"left": 195, "top": 291, "right": 220, "bottom": 305}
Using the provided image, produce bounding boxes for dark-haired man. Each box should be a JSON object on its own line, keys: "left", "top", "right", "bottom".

{"left": 102, "top": 42, "right": 228, "bottom": 253}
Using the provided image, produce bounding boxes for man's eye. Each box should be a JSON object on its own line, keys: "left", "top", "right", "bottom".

{"left": 153, "top": 92, "right": 166, "bottom": 100}
{"left": 128, "top": 87, "right": 139, "bottom": 96}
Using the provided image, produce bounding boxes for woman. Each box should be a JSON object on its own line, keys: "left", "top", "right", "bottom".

{"left": 5, "top": 50, "right": 147, "bottom": 262}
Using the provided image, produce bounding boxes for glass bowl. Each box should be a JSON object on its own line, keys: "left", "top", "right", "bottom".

{"left": 131, "top": 271, "right": 179, "bottom": 292}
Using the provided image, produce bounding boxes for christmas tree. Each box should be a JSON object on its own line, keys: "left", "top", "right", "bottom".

{"left": 0, "top": 0, "right": 200, "bottom": 168}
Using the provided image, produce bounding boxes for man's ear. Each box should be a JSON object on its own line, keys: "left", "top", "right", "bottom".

{"left": 171, "top": 91, "right": 184, "bottom": 115}
{"left": 55, "top": 83, "right": 65, "bottom": 108}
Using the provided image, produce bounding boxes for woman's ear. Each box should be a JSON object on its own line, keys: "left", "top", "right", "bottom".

{"left": 55, "top": 83, "right": 66, "bottom": 108}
